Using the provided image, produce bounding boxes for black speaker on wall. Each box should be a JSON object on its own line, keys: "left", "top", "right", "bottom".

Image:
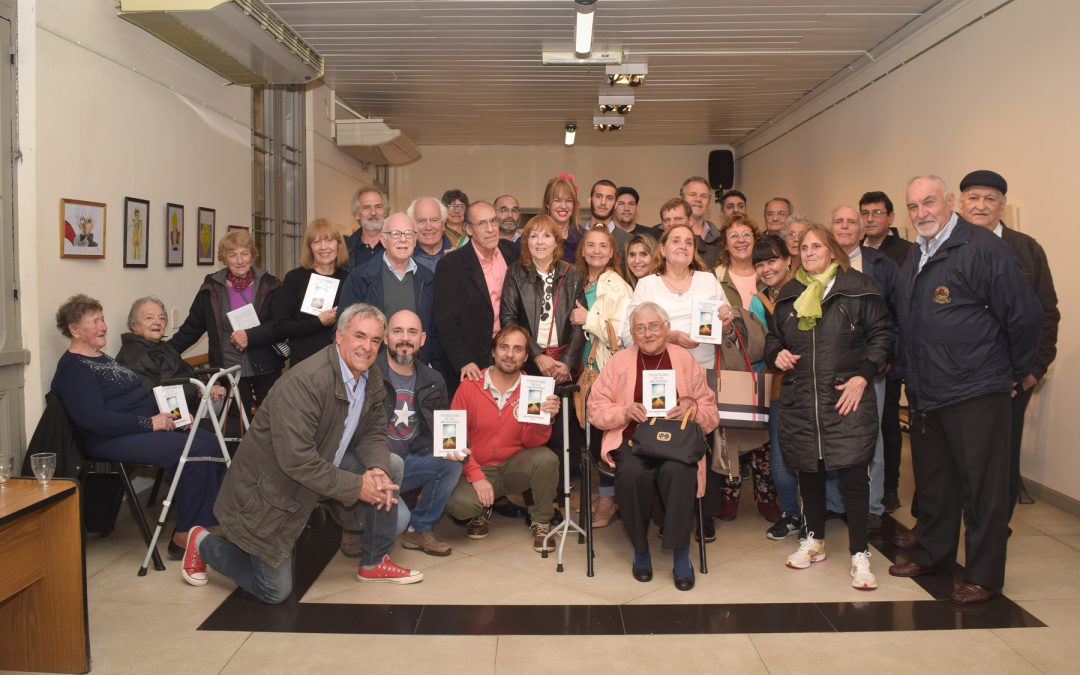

{"left": 708, "top": 149, "right": 735, "bottom": 193}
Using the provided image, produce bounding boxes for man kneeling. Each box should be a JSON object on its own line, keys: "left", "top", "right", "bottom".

{"left": 180, "top": 303, "right": 421, "bottom": 604}
{"left": 445, "top": 324, "right": 561, "bottom": 551}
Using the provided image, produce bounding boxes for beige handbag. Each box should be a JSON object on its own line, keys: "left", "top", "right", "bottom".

{"left": 574, "top": 319, "right": 618, "bottom": 428}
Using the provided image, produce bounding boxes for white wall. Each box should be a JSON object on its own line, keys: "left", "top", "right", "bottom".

{"left": 735, "top": 0, "right": 1080, "bottom": 500}
{"left": 19, "top": 0, "right": 252, "bottom": 431}
{"left": 391, "top": 144, "right": 731, "bottom": 226}
{"left": 306, "top": 84, "right": 375, "bottom": 235}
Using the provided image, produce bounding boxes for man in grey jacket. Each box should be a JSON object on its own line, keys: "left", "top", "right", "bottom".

{"left": 180, "top": 303, "right": 422, "bottom": 604}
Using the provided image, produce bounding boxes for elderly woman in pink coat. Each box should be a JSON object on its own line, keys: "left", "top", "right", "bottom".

{"left": 588, "top": 301, "right": 720, "bottom": 591}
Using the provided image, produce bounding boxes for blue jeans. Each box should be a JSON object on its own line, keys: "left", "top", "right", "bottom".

{"left": 826, "top": 375, "right": 885, "bottom": 516}
{"left": 332, "top": 452, "right": 404, "bottom": 566}
{"left": 199, "top": 534, "right": 294, "bottom": 604}
{"left": 768, "top": 402, "right": 800, "bottom": 517}
{"left": 395, "top": 452, "right": 463, "bottom": 533}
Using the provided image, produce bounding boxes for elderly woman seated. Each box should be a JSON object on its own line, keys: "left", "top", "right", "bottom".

{"left": 51, "top": 294, "right": 225, "bottom": 559}
{"left": 588, "top": 301, "right": 720, "bottom": 591}
{"left": 116, "top": 296, "right": 225, "bottom": 410}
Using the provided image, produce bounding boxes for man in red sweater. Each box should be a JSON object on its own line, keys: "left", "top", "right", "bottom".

{"left": 445, "top": 324, "right": 561, "bottom": 552}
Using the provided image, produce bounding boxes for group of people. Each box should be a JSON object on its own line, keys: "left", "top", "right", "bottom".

{"left": 49, "top": 167, "right": 1057, "bottom": 605}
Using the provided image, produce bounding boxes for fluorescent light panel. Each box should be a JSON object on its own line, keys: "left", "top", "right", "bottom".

{"left": 574, "top": 0, "right": 598, "bottom": 57}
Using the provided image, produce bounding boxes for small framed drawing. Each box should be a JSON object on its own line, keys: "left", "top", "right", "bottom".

{"left": 197, "top": 207, "right": 216, "bottom": 265}
{"left": 227, "top": 224, "right": 250, "bottom": 233}
{"left": 165, "top": 203, "right": 184, "bottom": 267}
{"left": 60, "top": 198, "right": 107, "bottom": 259}
{"left": 123, "top": 197, "right": 150, "bottom": 268}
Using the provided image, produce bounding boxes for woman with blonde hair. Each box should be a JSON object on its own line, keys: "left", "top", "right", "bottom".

{"left": 542, "top": 175, "right": 585, "bottom": 263}
{"left": 272, "top": 218, "right": 350, "bottom": 366}
{"left": 624, "top": 233, "right": 658, "bottom": 288}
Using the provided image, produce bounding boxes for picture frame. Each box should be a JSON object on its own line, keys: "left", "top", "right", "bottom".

{"left": 227, "top": 224, "right": 250, "bottom": 233}
{"left": 123, "top": 197, "right": 150, "bottom": 268}
{"left": 165, "top": 203, "right": 184, "bottom": 267}
{"left": 60, "top": 198, "right": 107, "bottom": 259}
{"left": 196, "top": 207, "right": 216, "bottom": 265}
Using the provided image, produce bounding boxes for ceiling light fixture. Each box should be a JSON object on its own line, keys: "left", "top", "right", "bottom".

{"left": 541, "top": 49, "right": 622, "bottom": 65}
{"left": 574, "top": 0, "right": 598, "bottom": 57}
{"left": 565, "top": 122, "right": 577, "bottom": 146}
{"left": 593, "top": 115, "right": 624, "bottom": 131}
{"left": 598, "top": 93, "right": 634, "bottom": 114}
{"left": 606, "top": 63, "right": 647, "bottom": 87}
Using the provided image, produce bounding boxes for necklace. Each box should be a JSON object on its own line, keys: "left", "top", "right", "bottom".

{"left": 662, "top": 271, "right": 692, "bottom": 296}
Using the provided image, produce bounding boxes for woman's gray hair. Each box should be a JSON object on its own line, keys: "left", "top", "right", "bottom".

{"left": 337, "top": 303, "right": 388, "bottom": 332}
{"left": 127, "top": 296, "right": 166, "bottom": 330}
{"left": 629, "top": 301, "right": 670, "bottom": 326}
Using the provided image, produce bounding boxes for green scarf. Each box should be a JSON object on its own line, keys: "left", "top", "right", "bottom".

{"left": 793, "top": 262, "right": 840, "bottom": 330}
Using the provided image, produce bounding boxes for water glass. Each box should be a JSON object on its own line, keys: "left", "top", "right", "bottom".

{"left": 0, "top": 454, "right": 13, "bottom": 491}
{"left": 30, "top": 452, "right": 56, "bottom": 487}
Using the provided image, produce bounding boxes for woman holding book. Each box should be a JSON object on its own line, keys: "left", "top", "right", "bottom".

{"left": 170, "top": 229, "right": 282, "bottom": 418}
{"left": 51, "top": 294, "right": 224, "bottom": 559}
{"left": 272, "top": 218, "right": 350, "bottom": 366}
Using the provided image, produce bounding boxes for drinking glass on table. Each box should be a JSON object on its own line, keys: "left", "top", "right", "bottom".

{"left": 0, "top": 454, "right": 13, "bottom": 491}
{"left": 30, "top": 452, "right": 56, "bottom": 487}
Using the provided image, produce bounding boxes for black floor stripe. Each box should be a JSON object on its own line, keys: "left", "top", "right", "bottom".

{"left": 197, "top": 511, "right": 1046, "bottom": 636}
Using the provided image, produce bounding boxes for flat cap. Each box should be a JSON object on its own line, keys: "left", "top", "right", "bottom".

{"left": 959, "top": 169, "right": 1007, "bottom": 195}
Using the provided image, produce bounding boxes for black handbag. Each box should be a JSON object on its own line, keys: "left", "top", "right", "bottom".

{"left": 630, "top": 409, "right": 709, "bottom": 465}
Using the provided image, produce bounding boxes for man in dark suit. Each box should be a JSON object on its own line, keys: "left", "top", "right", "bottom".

{"left": 433, "top": 201, "right": 520, "bottom": 396}
{"left": 957, "top": 169, "right": 1059, "bottom": 521}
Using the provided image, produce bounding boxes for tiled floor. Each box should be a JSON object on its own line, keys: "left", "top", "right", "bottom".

{"left": 15, "top": 448, "right": 1080, "bottom": 675}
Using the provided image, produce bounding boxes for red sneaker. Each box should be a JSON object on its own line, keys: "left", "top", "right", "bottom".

{"left": 181, "top": 526, "right": 208, "bottom": 587}
{"left": 356, "top": 555, "right": 424, "bottom": 584}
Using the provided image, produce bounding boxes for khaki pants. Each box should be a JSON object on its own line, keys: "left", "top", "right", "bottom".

{"left": 446, "top": 446, "right": 559, "bottom": 524}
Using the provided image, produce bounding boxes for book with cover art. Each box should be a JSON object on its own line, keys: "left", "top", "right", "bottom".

{"left": 433, "top": 410, "right": 467, "bottom": 458}
{"left": 153, "top": 385, "right": 192, "bottom": 428}
{"left": 300, "top": 273, "right": 340, "bottom": 316}
{"left": 690, "top": 296, "right": 724, "bottom": 344}
{"left": 516, "top": 375, "right": 555, "bottom": 424}
{"left": 642, "top": 369, "right": 677, "bottom": 418}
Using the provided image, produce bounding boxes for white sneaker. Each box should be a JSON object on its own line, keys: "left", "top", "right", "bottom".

{"left": 850, "top": 551, "right": 878, "bottom": 590}
{"left": 786, "top": 533, "right": 826, "bottom": 569}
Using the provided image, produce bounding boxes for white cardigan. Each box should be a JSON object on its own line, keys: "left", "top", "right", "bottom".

{"left": 582, "top": 270, "right": 634, "bottom": 371}
{"left": 622, "top": 271, "right": 728, "bottom": 369}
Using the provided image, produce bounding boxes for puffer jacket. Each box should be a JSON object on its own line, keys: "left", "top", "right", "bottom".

{"left": 116, "top": 332, "right": 200, "bottom": 407}
{"left": 765, "top": 267, "right": 894, "bottom": 472}
{"left": 169, "top": 267, "right": 282, "bottom": 375}
{"left": 499, "top": 260, "right": 586, "bottom": 372}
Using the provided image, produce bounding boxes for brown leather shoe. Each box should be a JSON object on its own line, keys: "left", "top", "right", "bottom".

{"left": 888, "top": 557, "right": 936, "bottom": 577}
{"left": 950, "top": 582, "right": 1000, "bottom": 605}
{"left": 893, "top": 530, "right": 918, "bottom": 548}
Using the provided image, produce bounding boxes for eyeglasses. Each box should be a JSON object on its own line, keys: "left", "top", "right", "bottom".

{"left": 497, "top": 206, "right": 521, "bottom": 215}
{"left": 765, "top": 211, "right": 789, "bottom": 219}
{"left": 785, "top": 232, "right": 804, "bottom": 241}
{"left": 446, "top": 203, "right": 466, "bottom": 211}
{"left": 726, "top": 232, "right": 754, "bottom": 241}
{"left": 631, "top": 321, "right": 667, "bottom": 335}
{"left": 471, "top": 218, "right": 499, "bottom": 229}
{"left": 384, "top": 230, "right": 417, "bottom": 240}
{"left": 860, "top": 209, "right": 888, "bottom": 218}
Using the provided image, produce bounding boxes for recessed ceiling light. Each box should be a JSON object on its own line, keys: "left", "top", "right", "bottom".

{"left": 565, "top": 122, "right": 577, "bottom": 146}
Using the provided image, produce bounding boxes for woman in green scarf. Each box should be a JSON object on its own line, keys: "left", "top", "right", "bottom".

{"left": 764, "top": 225, "right": 894, "bottom": 592}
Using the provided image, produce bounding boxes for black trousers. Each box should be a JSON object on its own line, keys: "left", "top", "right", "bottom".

{"left": 908, "top": 392, "right": 1011, "bottom": 591}
{"left": 615, "top": 448, "right": 697, "bottom": 552}
{"left": 882, "top": 379, "right": 903, "bottom": 491}
{"left": 1008, "top": 385, "right": 1034, "bottom": 521}
{"left": 798, "top": 460, "right": 870, "bottom": 554}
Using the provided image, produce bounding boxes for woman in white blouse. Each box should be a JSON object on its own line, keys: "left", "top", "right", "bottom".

{"left": 623, "top": 224, "right": 733, "bottom": 369}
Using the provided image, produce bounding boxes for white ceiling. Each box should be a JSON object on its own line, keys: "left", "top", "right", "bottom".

{"left": 268, "top": 0, "right": 944, "bottom": 146}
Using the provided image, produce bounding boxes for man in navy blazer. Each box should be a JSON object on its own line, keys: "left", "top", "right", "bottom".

{"left": 433, "top": 201, "right": 520, "bottom": 396}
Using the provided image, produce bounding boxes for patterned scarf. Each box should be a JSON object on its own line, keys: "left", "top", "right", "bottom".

{"left": 227, "top": 270, "right": 255, "bottom": 293}
{"left": 793, "top": 262, "right": 839, "bottom": 330}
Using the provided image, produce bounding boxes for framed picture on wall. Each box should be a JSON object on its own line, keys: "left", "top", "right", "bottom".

{"left": 227, "top": 224, "right": 249, "bottom": 233}
{"left": 166, "top": 203, "right": 184, "bottom": 267}
{"left": 60, "top": 198, "right": 107, "bottom": 259}
{"left": 123, "top": 197, "right": 150, "bottom": 268}
{"left": 197, "top": 207, "right": 216, "bottom": 265}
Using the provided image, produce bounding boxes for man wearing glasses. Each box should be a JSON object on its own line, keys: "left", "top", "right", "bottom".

{"left": 434, "top": 201, "right": 520, "bottom": 396}
{"left": 441, "top": 189, "right": 470, "bottom": 248}
{"left": 859, "top": 191, "right": 913, "bottom": 268}
{"left": 494, "top": 194, "right": 523, "bottom": 243}
{"left": 341, "top": 212, "right": 441, "bottom": 368}
{"left": 763, "top": 197, "right": 793, "bottom": 234}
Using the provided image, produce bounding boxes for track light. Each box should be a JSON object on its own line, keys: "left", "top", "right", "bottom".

{"left": 564, "top": 122, "right": 577, "bottom": 146}
{"left": 593, "top": 115, "right": 624, "bottom": 131}
{"left": 606, "top": 63, "right": 647, "bottom": 87}
{"left": 598, "top": 94, "right": 634, "bottom": 114}
{"left": 575, "top": 0, "right": 598, "bottom": 57}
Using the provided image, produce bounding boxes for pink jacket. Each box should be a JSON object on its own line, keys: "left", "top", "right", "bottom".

{"left": 588, "top": 344, "right": 719, "bottom": 456}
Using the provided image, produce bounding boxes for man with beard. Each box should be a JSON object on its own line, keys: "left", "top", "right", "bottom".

{"left": 379, "top": 310, "right": 464, "bottom": 556}
{"left": 444, "top": 324, "right": 562, "bottom": 552}
{"left": 613, "top": 186, "right": 652, "bottom": 239}
{"left": 495, "top": 194, "right": 523, "bottom": 243}
{"left": 344, "top": 187, "right": 387, "bottom": 270}
{"left": 180, "top": 304, "right": 422, "bottom": 603}
{"left": 720, "top": 189, "right": 748, "bottom": 221}
{"left": 410, "top": 197, "right": 453, "bottom": 273}
{"left": 887, "top": 175, "right": 1041, "bottom": 605}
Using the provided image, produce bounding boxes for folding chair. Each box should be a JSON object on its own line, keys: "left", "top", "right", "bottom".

{"left": 138, "top": 365, "right": 248, "bottom": 575}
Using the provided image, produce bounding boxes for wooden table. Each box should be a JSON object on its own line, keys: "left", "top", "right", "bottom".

{"left": 0, "top": 478, "right": 90, "bottom": 673}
